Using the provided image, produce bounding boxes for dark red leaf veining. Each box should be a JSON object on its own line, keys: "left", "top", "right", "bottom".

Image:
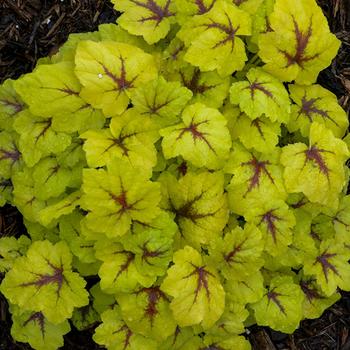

{"left": 183, "top": 263, "right": 215, "bottom": 303}
{"left": 138, "top": 286, "right": 169, "bottom": 326}
{"left": 298, "top": 97, "right": 339, "bottom": 126}
{"left": 281, "top": 18, "right": 319, "bottom": 68}
{"left": 303, "top": 145, "right": 332, "bottom": 177}
{"left": 0, "top": 99, "right": 24, "bottom": 115}
{"left": 20, "top": 260, "right": 64, "bottom": 298}
{"left": 131, "top": 0, "right": 174, "bottom": 24}
{"left": 101, "top": 56, "right": 137, "bottom": 92}
{"left": 247, "top": 80, "right": 273, "bottom": 99}
{"left": 141, "top": 242, "right": 167, "bottom": 265}
{"left": 224, "top": 238, "right": 247, "bottom": 265}
{"left": 233, "top": 0, "right": 248, "bottom": 5}
{"left": 23, "top": 312, "right": 45, "bottom": 338}
{"left": 113, "top": 251, "right": 135, "bottom": 280}
{"left": 113, "top": 324, "right": 133, "bottom": 350}
{"left": 57, "top": 86, "right": 79, "bottom": 96}
{"left": 177, "top": 161, "right": 188, "bottom": 176}
{"left": 177, "top": 118, "right": 216, "bottom": 153}
{"left": 180, "top": 68, "right": 214, "bottom": 95}
{"left": 200, "top": 345, "right": 224, "bottom": 350}
{"left": 194, "top": 0, "right": 216, "bottom": 14}
{"left": 204, "top": 13, "right": 239, "bottom": 51}
{"left": 300, "top": 280, "right": 323, "bottom": 303}
{"left": 250, "top": 118, "right": 265, "bottom": 140}
{"left": 110, "top": 191, "right": 133, "bottom": 214}
{"left": 0, "top": 147, "right": 21, "bottom": 164}
{"left": 35, "top": 119, "right": 52, "bottom": 143}
{"left": 315, "top": 251, "right": 339, "bottom": 283}
{"left": 172, "top": 326, "right": 181, "bottom": 346}
{"left": 267, "top": 289, "right": 287, "bottom": 315}
{"left": 259, "top": 209, "right": 281, "bottom": 243}
{"left": 242, "top": 157, "right": 274, "bottom": 194}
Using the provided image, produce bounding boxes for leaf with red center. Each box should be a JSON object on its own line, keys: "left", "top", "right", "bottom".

{"left": 209, "top": 224, "right": 264, "bottom": 281}
{"left": 227, "top": 144, "right": 286, "bottom": 216}
{"left": 81, "top": 159, "right": 161, "bottom": 238}
{"left": 288, "top": 84, "right": 348, "bottom": 138}
{"left": 0, "top": 79, "right": 24, "bottom": 131}
{"left": 161, "top": 103, "right": 231, "bottom": 169}
{"left": 178, "top": 1, "right": 251, "bottom": 76}
{"left": 166, "top": 64, "right": 230, "bottom": 109}
{"left": 251, "top": 276, "right": 303, "bottom": 333}
{"left": 13, "top": 110, "right": 71, "bottom": 167}
{"left": 10, "top": 306, "right": 70, "bottom": 350}
{"left": 112, "top": 0, "right": 176, "bottom": 44}
{"left": 230, "top": 68, "right": 290, "bottom": 122}
{"left": 304, "top": 239, "right": 350, "bottom": 296}
{"left": 281, "top": 122, "right": 349, "bottom": 209}
{"left": 160, "top": 170, "right": 228, "bottom": 248}
{"left": 298, "top": 278, "right": 340, "bottom": 319}
{"left": 81, "top": 108, "right": 159, "bottom": 175}
{"left": 0, "top": 131, "right": 22, "bottom": 179}
{"left": 75, "top": 41, "right": 157, "bottom": 116}
{"left": 95, "top": 239, "right": 154, "bottom": 294}
{"left": 246, "top": 200, "right": 295, "bottom": 256}
{"left": 93, "top": 306, "right": 158, "bottom": 350}
{"left": 131, "top": 76, "right": 193, "bottom": 127}
{"left": 117, "top": 286, "right": 177, "bottom": 341}
{"left": 258, "top": 0, "right": 341, "bottom": 84}
{"left": 161, "top": 246, "right": 225, "bottom": 329}
{"left": 0, "top": 240, "right": 89, "bottom": 324}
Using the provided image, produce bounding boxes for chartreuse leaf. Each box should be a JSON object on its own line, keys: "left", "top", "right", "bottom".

{"left": 98, "top": 23, "right": 152, "bottom": 52}
{"left": 251, "top": 275, "right": 303, "bottom": 333}
{"left": 161, "top": 103, "right": 231, "bottom": 169}
{"left": 281, "top": 122, "right": 349, "bottom": 208}
{"left": 13, "top": 110, "right": 71, "bottom": 167}
{"left": 178, "top": 0, "right": 251, "bottom": 76}
{"left": 10, "top": 306, "right": 70, "bottom": 350}
{"left": 225, "top": 271, "right": 265, "bottom": 304}
{"left": 159, "top": 326, "right": 198, "bottom": 350}
{"left": 58, "top": 211, "right": 96, "bottom": 264}
{"left": 95, "top": 239, "right": 154, "bottom": 293}
{"left": 0, "top": 240, "right": 89, "bottom": 324}
{"left": 202, "top": 335, "right": 252, "bottom": 350}
{"left": 90, "top": 283, "right": 116, "bottom": 314}
{"left": 117, "top": 286, "right": 177, "bottom": 341}
{"left": 288, "top": 84, "right": 349, "bottom": 138}
{"left": 121, "top": 217, "right": 176, "bottom": 279}
{"left": 227, "top": 145, "right": 287, "bottom": 216}
{"left": 81, "top": 108, "right": 158, "bottom": 172}
{"left": 304, "top": 239, "right": 350, "bottom": 296}
{"left": 161, "top": 246, "right": 225, "bottom": 329}
{"left": 81, "top": 159, "right": 161, "bottom": 238}
{"left": 0, "top": 131, "right": 22, "bottom": 179}
{"left": 210, "top": 224, "right": 264, "bottom": 281}
{"left": 160, "top": 170, "right": 228, "bottom": 248}
{"left": 230, "top": 68, "right": 290, "bottom": 122}
{"left": 174, "top": 0, "right": 217, "bottom": 23}
{"left": 298, "top": 277, "right": 340, "bottom": 319}
{"left": 75, "top": 41, "right": 158, "bottom": 116}
{"left": 258, "top": 0, "right": 341, "bottom": 84}
{"left": 23, "top": 218, "right": 60, "bottom": 243}
{"left": 131, "top": 76, "right": 192, "bottom": 127}
{"left": 0, "top": 79, "right": 24, "bottom": 131}
{"left": 166, "top": 64, "right": 231, "bottom": 109}
{"left": 93, "top": 306, "right": 158, "bottom": 350}
{"left": 0, "top": 236, "right": 30, "bottom": 273}
{"left": 39, "top": 191, "right": 81, "bottom": 227}
{"left": 245, "top": 199, "right": 296, "bottom": 256}
{"left": 112, "top": 0, "right": 176, "bottom": 44}
{"left": 178, "top": 1, "right": 251, "bottom": 76}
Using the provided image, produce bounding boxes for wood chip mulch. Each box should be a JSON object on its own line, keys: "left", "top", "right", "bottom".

{"left": 0, "top": 0, "right": 350, "bottom": 349}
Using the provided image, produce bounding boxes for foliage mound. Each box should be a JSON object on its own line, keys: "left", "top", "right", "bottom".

{"left": 0, "top": 0, "right": 350, "bottom": 349}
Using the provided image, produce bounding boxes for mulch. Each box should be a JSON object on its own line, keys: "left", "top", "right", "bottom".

{"left": 0, "top": 0, "right": 350, "bottom": 349}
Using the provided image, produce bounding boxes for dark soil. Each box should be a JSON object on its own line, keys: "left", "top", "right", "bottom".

{"left": 1, "top": 0, "right": 350, "bottom": 349}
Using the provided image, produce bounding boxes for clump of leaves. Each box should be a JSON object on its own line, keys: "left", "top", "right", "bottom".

{"left": 0, "top": 0, "right": 349, "bottom": 349}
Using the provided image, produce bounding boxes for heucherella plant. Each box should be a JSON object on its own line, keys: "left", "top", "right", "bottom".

{"left": 0, "top": 0, "right": 349, "bottom": 348}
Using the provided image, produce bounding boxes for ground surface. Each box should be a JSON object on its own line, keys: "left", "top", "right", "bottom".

{"left": 0, "top": 0, "right": 350, "bottom": 349}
